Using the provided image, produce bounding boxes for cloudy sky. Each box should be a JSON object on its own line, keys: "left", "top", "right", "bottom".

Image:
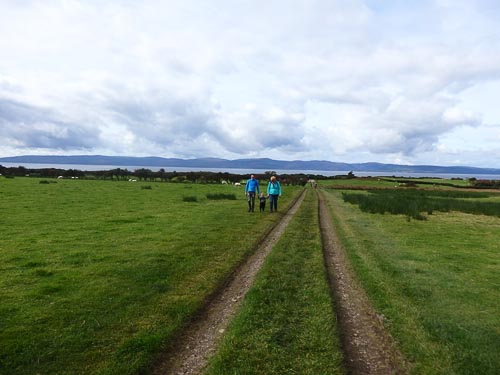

{"left": 1, "top": 0, "right": 500, "bottom": 167}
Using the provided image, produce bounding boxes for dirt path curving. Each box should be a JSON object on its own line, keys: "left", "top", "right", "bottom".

{"left": 317, "top": 190, "right": 409, "bottom": 375}
{"left": 152, "top": 190, "right": 307, "bottom": 375}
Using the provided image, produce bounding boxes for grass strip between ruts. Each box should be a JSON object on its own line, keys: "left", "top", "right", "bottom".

{"left": 205, "top": 189, "right": 345, "bottom": 375}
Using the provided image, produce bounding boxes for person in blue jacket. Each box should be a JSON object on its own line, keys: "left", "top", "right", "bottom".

{"left": 267, "top": 175, "right": 282, "bottom": 212}
{"left": 245, "top": 174, "right": 260, "bottom": 212}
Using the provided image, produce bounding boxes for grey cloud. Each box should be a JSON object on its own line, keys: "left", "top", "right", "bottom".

{"left": 107, "top": 97, "right": 215, "bottom": 143}
{"left": 100, "top": 81, "right": 308, "bottom": 156}
{"left": 0, "top": 98, "right": 100, "bottom": 150}
{"left": 364, "top": 119, "right": 461, "bottom": 156}
{"left": 260, "top": 134, "right": 304, "bottom": 150}
{"left": 365, "top": 129, "right": 437, "bottom": 155}
{"left": 0, "top": 98, "right": 39, "bottom": 122}
{"left": 338, "top": 95, "right": 484, "bottom": 157}
{"left": 258, "top": 122, "right": 305, "bottom": 150}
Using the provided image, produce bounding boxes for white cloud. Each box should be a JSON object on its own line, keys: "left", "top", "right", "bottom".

{"left": 1, "top": 0, "right": 500, "bottom": 167}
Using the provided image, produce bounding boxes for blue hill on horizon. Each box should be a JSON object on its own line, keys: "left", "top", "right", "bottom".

{"left": 1, "top": 154, "right": 499, "bottom": 175}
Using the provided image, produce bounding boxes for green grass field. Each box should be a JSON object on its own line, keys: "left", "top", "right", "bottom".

{"left": 318, "top": 176, "right": 476, "bottom": 189}
{"left": 0, "top": 177, "right": 301, "bottom": 375}
{"left": 1, "top": 176, "right": 498, "bottom": 375}
{"left": 322, "top": 188, "right": 500, "bottom": 374}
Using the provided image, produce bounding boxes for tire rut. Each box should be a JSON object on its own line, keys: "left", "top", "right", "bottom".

{"left": 152, "top": 189, "right": 307, "bottom": 375}
{"left": 317, "top": 190, "right": 408, "bottom": 375}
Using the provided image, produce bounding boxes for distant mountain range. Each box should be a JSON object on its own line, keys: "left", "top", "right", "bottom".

{"left": 1, "top": 155, "right": 500, "bottom": 175}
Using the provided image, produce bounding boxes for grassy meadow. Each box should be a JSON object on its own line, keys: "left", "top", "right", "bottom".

{"left": 0, "top": 176, "right": 301, "bottom": 375}
{"left": 318, "top": 176, "right": 476, "bottom": 189}
{"left": 1, "top": 174, "right": 499, "bottom": 375}
{"left": 322, "top": 186, "right": 500, "bottom": 374}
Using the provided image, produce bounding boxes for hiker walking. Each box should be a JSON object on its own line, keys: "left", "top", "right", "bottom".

{"left": 245, "top": 174, "right": 260, "bottom": 212}
{"left": 267, "top": 175, "right": 282, "bottom": 212}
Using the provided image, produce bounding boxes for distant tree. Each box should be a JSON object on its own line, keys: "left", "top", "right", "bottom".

{"left": 134, "top": 168, "right": 153, "bottom": 181}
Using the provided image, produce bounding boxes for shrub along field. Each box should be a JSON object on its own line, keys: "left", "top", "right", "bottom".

{"left": 322, "top": 187, "right": 500, "bottom": 374}
{"left": 0, "top": 177, "right": 301, "bottom": 375}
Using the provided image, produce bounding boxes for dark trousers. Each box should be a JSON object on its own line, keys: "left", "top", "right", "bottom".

{"left": 269, "top": 194, "right": 279, "bottom": 212}
{"left": 247, "top": 192, "right": 256, "bottom": 212}
{"left": 259, "top": 201, "right": 266, "bottom": 212}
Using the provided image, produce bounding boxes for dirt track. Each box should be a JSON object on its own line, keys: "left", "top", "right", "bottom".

{"left": 153, "top": 189, "right": 408, "bottom": 374}
{"left": 318, "top": 190, "right": 408, "bottom": 374}
{"left": 152, "top": 190, "right": 307, "bottom": 375}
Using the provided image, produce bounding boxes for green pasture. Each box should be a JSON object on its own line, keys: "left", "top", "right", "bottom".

{"left": 2, "top": 175, "right": 498, "bottom": 375}
{"left": 317, "top": 177, "right": 397, "bottom": 188}
{"left": 318, "top": 176, "right": 476, "bottom": 189}
{"left": 322, "top": 188, "right": 500, "bottom": 374}
{"left": 0, "top": 177, "right": 301, "bottom": 375}
{"left": 206, "top": 189, "right": 344, "bottom": 375}
{"left": 382, "top": 177, "right": 473, "bottom": 188}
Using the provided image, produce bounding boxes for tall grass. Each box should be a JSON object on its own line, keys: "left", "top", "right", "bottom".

{"left": 341, "top": 189, "right": 500, "bottom": 220}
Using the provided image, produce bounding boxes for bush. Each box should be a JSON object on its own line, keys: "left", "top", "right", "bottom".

{"left": 206, "top": 193, "right": 237, "bottom": 200}
{"left": 141, "top": 185, "right": 152, "bottom": 190}
{"left": 183, "top": 196, "right": 198, "bottom": 202}
{"left": 471, "top": 179, "right": 500, "bottom": 189}
{"left": 39, "top": 180, "right": 50, "bottom": 184}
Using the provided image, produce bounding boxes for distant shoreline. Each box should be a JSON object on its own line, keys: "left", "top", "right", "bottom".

{"left": 2, "top": 162, "right": 500, "bottom": 180}
{"left": 1, "top": 155, "right": 499, "bottom": 176}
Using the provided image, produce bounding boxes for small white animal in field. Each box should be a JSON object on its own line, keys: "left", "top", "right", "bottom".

{"left": 234, "top": 182, "right": 241, "bottom": 186}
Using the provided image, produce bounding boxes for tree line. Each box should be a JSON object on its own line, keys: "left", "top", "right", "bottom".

{"left": 0, "top": 165, "right": 332, "bottom": 186}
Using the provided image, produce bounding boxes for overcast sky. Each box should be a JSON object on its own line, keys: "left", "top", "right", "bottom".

{"left": 1, "top": 0, "right": 500, "bottom": 167}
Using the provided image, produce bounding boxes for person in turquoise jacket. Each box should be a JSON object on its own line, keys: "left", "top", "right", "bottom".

{"left": 267, "top": 175, "right": 282, "bottom": 212}
{"left": 245, "top": 174, "right": 260, "bottom": 212}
